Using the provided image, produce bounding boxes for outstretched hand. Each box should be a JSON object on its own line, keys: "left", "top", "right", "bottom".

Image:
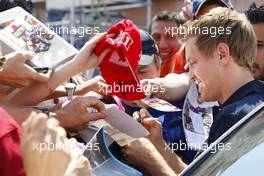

{"left": 74, "top": 33, "right": 111, "bottom": 70}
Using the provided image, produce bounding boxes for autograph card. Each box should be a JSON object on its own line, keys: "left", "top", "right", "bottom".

{"left": 142, "top": 98, "right": 181, "bottom": 112}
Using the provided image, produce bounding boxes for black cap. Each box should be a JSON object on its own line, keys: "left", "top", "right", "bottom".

{"left": 139, "top": 29, "right": 159, "bottom": 65}
{"left": 192, "top": 0, "right": 233, "bottom": 18}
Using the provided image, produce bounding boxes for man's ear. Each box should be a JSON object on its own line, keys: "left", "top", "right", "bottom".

{"left": 216, "top": 43, "right": 230, "bottom": 67}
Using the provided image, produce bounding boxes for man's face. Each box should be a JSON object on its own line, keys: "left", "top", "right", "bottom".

{"left": 151, "top": 21, "right": 181, "bottom": 61}
{"left": 252, "top": 23, "right": 264, "bottom": 80}
{"left": 186, "top": 37, "right": 221, "bottom": 102}
{"left": 137, "top": 61, "right": 160, "bottom": 80}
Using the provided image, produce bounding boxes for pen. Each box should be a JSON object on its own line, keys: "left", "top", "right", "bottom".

{"left": 26, "top": 60, "right": 49, "bottom": 73}
{"left": 32, "top": 66, "right": 49, "bottom": 73}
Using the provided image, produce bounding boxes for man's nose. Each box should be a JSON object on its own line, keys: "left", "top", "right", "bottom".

{"left": 189, "top": 67, "right": 196, "bottom": 81}
{"left": 158, "top": 38, "right": 168, "bottom": 49}
{"left": 184, "top": 62, "right": 189, "bottom": 71}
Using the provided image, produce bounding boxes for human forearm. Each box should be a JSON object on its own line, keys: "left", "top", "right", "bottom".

{"left": 0, "top": 52, "right": 49, "bottom": 87}
{"left": 6, "top": 56, "right": 86, "bottom": 105}
{"left": 6, "top": 33, "right": 108, "bottom": 106}
{"left": 143, "top": 152, "right": 177, "bottom": 176}
{"left": 152, "top": 139, "right": 187, "bottom": 174}
{"left": 125, "top": 138, "right": 177, "bottom": 176}
{"left": 0, "top": 84, "right": 15, "bottom": 100}
{"left": 157, "top": 73, "right": 190, "bottom": 101}
{"left": 0, "top": 103, "right": 40, "bottom": 125}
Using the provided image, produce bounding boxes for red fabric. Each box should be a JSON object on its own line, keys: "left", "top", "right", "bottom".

{"left": 160, "top": 58, "right": 175, "bottom": 78}
{"left": 0, "top": 108, "right": 25, "bottom": 176}
{"left": 160, "top": 46, "right": 187, "bottom": 77}
{"left": 172, "top": 46, "right": 187, "bottom": 74}
{"left": 171, "top": 46, "right": 187, "bottom": 74}
{"left": 95, "top": 19, "right": 146, "bottom": 101}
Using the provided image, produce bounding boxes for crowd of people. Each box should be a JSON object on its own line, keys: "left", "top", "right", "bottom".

{"left": 0, "top": 0, "right": 264, "bottom": 176}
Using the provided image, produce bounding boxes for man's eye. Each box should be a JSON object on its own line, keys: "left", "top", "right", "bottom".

{"left": 189, "top": 61, "right": 196, "bottom": 67}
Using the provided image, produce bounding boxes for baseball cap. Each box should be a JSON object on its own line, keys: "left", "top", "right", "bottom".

{"left": 192, "top": 0, "right": 233, "bottom": 17}
{"left": 139, "top": 29, "right": 160, "bottom": 66}
{"left": 95, "top": 19, "right": 146, "bottom": 101}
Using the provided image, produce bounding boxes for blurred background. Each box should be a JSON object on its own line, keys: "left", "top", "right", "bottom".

{"left": 31, "top": 0, "right": 264, "bottom": 49}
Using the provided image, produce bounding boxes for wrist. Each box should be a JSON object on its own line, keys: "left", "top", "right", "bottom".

{"left": 73, "top": 54, "right": 90, "bottom": 71}
{"left": 75, "top": 83, "right": 93, "bottom": 96}
{"left": 152, "top": 78, "right": 163, "bottom": 98}
{"left": 152, "top": 138, "right": 166, "bottom": 151}
{"left": 143, "top": 149, "right": 175, "bottom": 176}
{"left": 49, "top": 109, "right": 67, "bottom": 128}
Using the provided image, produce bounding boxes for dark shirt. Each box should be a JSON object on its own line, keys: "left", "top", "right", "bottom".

{"left": 208, "top": 80, "right": 264, "bottom": 144}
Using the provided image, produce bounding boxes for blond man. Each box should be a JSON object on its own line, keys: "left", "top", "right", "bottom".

{"left": 122, "top": 7, "right": 264, "bottom": 175}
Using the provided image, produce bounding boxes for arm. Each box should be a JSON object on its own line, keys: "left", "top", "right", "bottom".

{"left": 132, "top": 109, "right": 188, "bottom": 174}
{"left": 46, "top": 75, "right": 108, "bottom": 99}
{"left": 21, "top": 112, "right": 92, "bottom": 176}
{"left": 152, "top": 138, "right": 187, "bottom": 174}
{"left": 7, "top": 33, "right": 110, "bottom": 106}
{"left": 158, "top": 73, "right": 190, "bottom": 101}
{"left": 0, "top": 103, "right": 40, "bottom": 125}
{"left": 74, "top": 75, "right": 108, "bottom": 96}
{"left": 45, "top": 85, "right": 69, "bottom": 99}
{"left": 1, "top": 95, "right": 106, "bottom": 132}
{"left": 0, "top": 84, "right": 15, "bottom": 100}
{"left": 123, "top": 138, "right": 177, "bottom": 176}
{"left": 48, "top": 96, "right": 106, "bottom": 132}
{"left": 0, "top": 51, "right": 49, "bottom": 87}
{"left": 142, "top": 73, "right": 190, "bottom": 101}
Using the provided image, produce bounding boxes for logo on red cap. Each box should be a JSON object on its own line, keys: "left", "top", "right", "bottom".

{"left": 119, "top": 32, "right": 134, "bottom": 51}
{"left": 95, "top": 19, "right": 146, "bottom": 101}
{"left": 109, "top": 51, "right": 129, "bottom": 67}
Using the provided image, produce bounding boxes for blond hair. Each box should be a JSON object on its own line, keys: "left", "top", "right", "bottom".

{"left": 181, "top": 7, "right": 256, "bottom": 71}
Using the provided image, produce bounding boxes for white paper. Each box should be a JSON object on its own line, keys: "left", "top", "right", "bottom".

{"left": 182, "top": 82, "right": 218, "bottom": 150}
{"left": 92, "top": 104, "right": 149, "bottom": 146}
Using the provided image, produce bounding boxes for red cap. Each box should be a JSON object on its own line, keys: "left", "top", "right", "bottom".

{"left": 95, "top": 19, "right": 146, "bottom": 101}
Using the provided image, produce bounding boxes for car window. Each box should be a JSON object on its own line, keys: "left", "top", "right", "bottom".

{"left": 182, "top": 107, "right": 264, "bottom": 176}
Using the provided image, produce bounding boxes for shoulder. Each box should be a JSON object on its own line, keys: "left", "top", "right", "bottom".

{"left": 220, "top": 96, "right": 264, "bottom": 118}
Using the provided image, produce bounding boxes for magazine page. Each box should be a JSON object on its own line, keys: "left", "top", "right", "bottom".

{"left": 0, "top": 7, "right": 78, "bottom": 68}
{"left": 182, "top": 82, "right": 218, "bottom": 150}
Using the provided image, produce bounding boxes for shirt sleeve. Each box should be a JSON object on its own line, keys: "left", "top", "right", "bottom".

{"left": 0, "top": 129, "right": 25, "bottom": 176}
